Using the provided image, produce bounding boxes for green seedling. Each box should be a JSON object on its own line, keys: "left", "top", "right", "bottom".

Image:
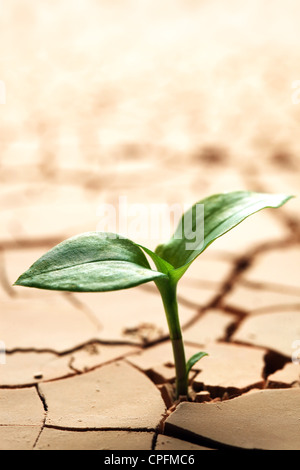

{"left": 15, "top": 191, "right": 293, "bottom": 398}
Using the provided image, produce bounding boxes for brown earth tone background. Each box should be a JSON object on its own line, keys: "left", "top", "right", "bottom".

{"left": 1, "top": 0, "right": 300, "bottom": 450}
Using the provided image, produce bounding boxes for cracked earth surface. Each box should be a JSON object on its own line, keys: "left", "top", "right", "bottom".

{"left": 1, "top": 0, "right": 300, "bottom": 451}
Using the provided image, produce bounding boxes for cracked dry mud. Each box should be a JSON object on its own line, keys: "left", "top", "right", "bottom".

{"left": 1, "top": 0, "right": 300, "bottom": 451}
{"left": 1, "top": 199, "right": 300, "bottom": 451}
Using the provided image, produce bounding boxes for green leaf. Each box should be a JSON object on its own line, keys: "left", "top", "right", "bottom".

{"left": 155, "top": 191, "right": 294, "bottom": 279}
{"left": 138, "top": 244, "right": 174, "bottom": 275}
{"left": 186, "top": 351, "right": 208, "bottom": 377}
{"left": 15, "top": 232, "right": 167, "bottom": 292}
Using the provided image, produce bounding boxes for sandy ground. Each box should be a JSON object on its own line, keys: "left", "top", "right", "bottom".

{"left": 1, "top": 0, "right": 300, "bottom": 450}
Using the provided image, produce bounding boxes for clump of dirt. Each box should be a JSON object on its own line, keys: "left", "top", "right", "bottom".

{"left": 123, "top": 323, "right": 164, "bottom": 344}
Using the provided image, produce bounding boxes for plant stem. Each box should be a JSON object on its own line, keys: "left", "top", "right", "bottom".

{"left": 156, "top": 279, "right": 187, "bottom": 398}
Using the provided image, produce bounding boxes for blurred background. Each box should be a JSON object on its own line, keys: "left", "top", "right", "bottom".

{"left": 1, "top": 0, "right": 300, "bottom": 251}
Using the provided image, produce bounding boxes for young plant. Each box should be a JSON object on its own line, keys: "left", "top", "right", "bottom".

{"left": 15, "top": 191, "right": 293, "bottom": 398}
